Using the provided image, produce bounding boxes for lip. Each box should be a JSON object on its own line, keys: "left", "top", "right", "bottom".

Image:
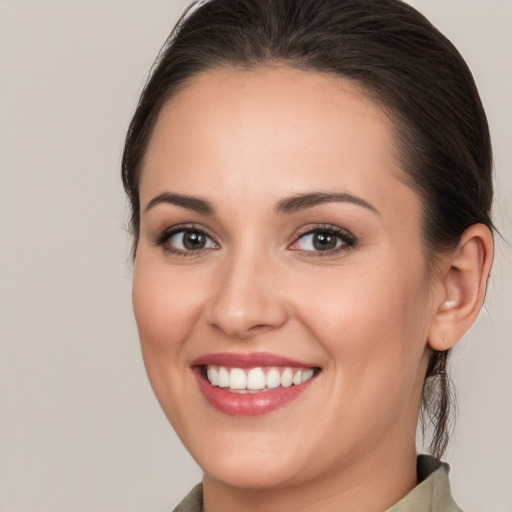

{"left": 191, "top": 352, "right": 316, "bottom": 368}
{"left": 191, "top": 352, "right": 319, "bottom": 416}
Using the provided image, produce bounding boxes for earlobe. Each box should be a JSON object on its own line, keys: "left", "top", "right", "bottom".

{"left": 428, "top": 224, "right": 494, "bottom": 352}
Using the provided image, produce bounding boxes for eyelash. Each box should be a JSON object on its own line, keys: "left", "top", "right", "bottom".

{"left": 153, "top": 223, "right": 356, "bottom": 258}
{"left": 153, "top": 223, "right": 218, "bottom": 258}
{"left": 290, "top": 224, "right": 356, "bottom": 257}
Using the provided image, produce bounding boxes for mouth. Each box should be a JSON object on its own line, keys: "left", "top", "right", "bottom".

{"left": 202, "top": 365, "right": 316, "bottom": 393}
{"left": 191, "top": 353, "right": 320, "bottom": 416}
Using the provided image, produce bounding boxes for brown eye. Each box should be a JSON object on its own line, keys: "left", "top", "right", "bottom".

{"left": 312, "top": 232, "right": 338, "bottom": 251}
{"left": 182, "top": 231, "right": 207, "bottom": 250}
{"left": 163, "top": 228, "right": 216, "bottom": 253}
{"left": 290, "top": 226, "right": 356, "bottom": 255}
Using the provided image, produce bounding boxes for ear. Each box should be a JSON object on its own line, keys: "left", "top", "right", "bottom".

{"left": 428, "top": 224, "right": 494, "bottom": 351}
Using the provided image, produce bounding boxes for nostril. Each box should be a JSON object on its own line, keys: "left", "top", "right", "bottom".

{"left": 248, "top": 324, "right": 274, "bottom": 333}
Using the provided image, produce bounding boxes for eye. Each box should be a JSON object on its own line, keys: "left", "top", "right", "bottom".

{"left": 155, "top": 225, "right": 217, "bottom": 255}
{"left": 290, "top": 226, "right": 355, "bottom": 254}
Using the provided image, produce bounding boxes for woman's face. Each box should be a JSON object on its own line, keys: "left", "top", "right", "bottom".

{"left": 133, "top": 67, "right": 440, "bottom": 490}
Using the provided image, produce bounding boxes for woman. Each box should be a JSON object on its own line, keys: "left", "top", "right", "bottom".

{"left": 122, "top": 0, "right": 494, "bottom": 510}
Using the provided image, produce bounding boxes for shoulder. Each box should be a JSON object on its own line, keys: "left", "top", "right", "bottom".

{"left": 386, "top": 455, "right": 463, "bottom": 512}
{"left": 172, "top": 483, "right": 203, "bottom": 512}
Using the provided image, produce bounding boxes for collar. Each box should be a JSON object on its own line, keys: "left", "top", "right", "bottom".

{"left": 386, "top": 455, "right": 462, "bottom": 512}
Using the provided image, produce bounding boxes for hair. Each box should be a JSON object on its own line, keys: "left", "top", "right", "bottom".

{"left": 122, "top": 0, "right": 493, "bottom": 459}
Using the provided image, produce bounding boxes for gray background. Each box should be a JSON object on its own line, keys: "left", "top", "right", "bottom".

{"left": 1, "top": 1, "right": 510, "bottom": 511}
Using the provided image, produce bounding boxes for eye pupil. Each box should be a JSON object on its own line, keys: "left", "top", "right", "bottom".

{"left": 183, "top": 231, "right": 206, "bottom": 250}
{"left": 313, "top": 232, "right": 337, "bottom": 251}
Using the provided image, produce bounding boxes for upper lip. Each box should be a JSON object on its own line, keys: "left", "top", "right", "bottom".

{"left": 191, "top": 352, "right": 317, "bottom": 369}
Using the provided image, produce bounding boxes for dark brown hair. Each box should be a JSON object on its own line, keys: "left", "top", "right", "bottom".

{"left": 122, "top": 0, "right": 493, "bottom": 459}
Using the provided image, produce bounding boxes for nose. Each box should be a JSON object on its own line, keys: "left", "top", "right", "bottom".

{"left": 205, "top": 250, "right": 289, "bottom": 340}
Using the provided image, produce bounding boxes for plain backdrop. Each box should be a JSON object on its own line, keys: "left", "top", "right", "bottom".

{"left": 1, "top": 1, "right": 511, "bottom": 511}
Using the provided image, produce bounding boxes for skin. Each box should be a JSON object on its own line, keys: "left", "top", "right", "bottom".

{"left": 132, "top": 66, "right": 492, "bottom": 511}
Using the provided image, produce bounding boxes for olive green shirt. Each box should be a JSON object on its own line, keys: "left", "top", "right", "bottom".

{"left": 172, "top": 455, "right": 462, "bottom": 512}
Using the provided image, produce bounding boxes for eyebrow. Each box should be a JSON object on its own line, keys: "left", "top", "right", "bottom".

{"left": 274, "top": 192, "right": 380, "bottom": 215}
{"left": 144, "top": 192, "right": 215, "bottom": 215}
{"left": 144, "top": 191, "right": 379, "bottom": 216}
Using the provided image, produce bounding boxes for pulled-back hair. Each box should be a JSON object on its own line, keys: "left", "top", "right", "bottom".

{"left": 122, "top": 0, "right": 493, "bottom": 459}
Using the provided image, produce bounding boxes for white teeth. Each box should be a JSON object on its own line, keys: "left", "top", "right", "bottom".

{"left": 247, "top": 367, "right": 266, "bottom": 390}
{"left": 266, "top": 367, "right": 281, "bottom": 389}
{"left": 280, "top": 367, "right": 293, "bottom": 387}
{"left": 205, "top": 365, "right": 316, "bottom": 391}
{"left": 229, "top": 368, "right": 247, "bottom": 390}
{"left": 301, "top": 368, "right": 314, "bottom": 382}
{"left": 218, "top": 367, "right": 230, "bottom": 388}
{"left": 207, "top": 367, "right": 219, "bottom": 386}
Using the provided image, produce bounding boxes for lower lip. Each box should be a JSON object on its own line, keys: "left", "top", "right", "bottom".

{"left": 193, "top": 368, "right": 316, "bottom": 416}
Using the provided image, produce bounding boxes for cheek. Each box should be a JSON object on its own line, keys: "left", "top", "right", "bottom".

{"left": 132, "top": 251, "right": 204, "bottom": 362}
{"left": 294, "top": 257, "right": 432, "bottom": 373}
{"left": 131, "top": 251, "right": 210, "bottom": 437}
{"left": 294, "top": 261, "right": 432, "bottom": 440}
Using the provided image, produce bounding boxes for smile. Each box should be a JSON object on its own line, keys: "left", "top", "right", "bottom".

{"left": 191, "top": 353, "right": 320, "bottom": 416}
{"left": 205, "top": 366, "right": 315, "bottom": 392}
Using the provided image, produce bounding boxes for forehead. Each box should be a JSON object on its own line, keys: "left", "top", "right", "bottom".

{"left": 141, "top": 66, "right": 415, "bottom": 219}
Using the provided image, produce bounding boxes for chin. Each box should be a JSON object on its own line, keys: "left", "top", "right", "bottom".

{"left": 182, "top": 425, "right": 310, "bottom": 490}
{"left": 200, "top": 452, "right": 300, "bottom": 490}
